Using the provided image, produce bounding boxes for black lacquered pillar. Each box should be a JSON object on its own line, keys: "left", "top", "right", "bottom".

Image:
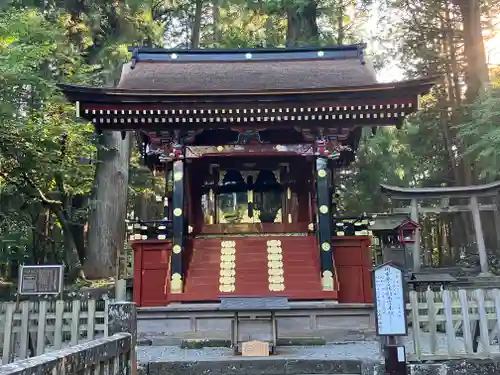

{"left": 315, "top": 157, "right": 335, "bottom": 291}
{"left": 170, "top": 159, "right": 185, "bottom": 293}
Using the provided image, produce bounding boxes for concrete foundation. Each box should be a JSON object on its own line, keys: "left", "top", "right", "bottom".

{"left": 138, "top": 302, "right": 375, "bottom": 345}
{"left": 138, "top": 358, "right": 500, "bottom": 375}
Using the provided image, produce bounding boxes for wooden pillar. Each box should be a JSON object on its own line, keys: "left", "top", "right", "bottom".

{"left": 315, "top": 157, "right": 335, "bottom": 291}
{"left": 470, "top": 195, "right": 490, "bottom": 275}
{"left": 410, "top": 198, "right": 421, "bottom": 271}
{"left": 171, "top": 159, "right": 185, "bottom": 293}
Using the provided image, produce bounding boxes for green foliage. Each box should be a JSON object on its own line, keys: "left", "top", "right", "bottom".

{"left": 458, "top": 86, "right": 500, "bottom": 181}
{"left": 0, "top": 1, "right": 163, "bottom": 278}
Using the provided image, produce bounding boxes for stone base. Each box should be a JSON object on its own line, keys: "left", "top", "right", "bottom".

{"left": 138, "top": 302, "right": 375, "bottom": 345}
{"left": 143, "top": 359, "right": 377, "bottom": 375}
{"left": 409, "top": 360, "right": 500, "bottom": 375}
{"left": 138, "top": 351, "right": 500, "bottom": 375}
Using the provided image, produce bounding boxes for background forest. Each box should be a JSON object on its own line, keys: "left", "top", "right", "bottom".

{"left": 0, "top": 0, "right": 499, "bottom": 283}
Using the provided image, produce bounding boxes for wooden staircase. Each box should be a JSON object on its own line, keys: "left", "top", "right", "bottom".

{"left": 182, "top": 238, "right": 222, "bottom": 301}
{"left": 180, "top": 235, "right": 337, "bottom": 302}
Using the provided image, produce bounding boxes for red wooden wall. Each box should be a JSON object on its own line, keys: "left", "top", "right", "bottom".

{"left": 334, "top": 236, "right": 373, "bottom": 304}
{"left": 131, "top": 240, "right": 172, "bottom": 307}
{"left": 131, "top": 236, "right": 373, "bottom": 306}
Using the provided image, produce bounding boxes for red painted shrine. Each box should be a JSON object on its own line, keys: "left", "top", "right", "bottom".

{"left": 61, "top": 45, "right": 436, "bottom": 307}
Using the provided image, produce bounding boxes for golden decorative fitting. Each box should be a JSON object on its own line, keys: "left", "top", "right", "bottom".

{"left": 318, "top": 169, "right": 327, "bottom": 178}
{"left": 287, "top": 187, "right": 292, "bottom": 200}
{"left": 269, "top": 283, "right": 285, "bottom": 292}
{"left": 173, "top": 171, "right": 183, "bottom": 181}
{"left": 219, "top": 284, "right": 235, "bottom": 292}
{"left": 173, "top": 245, "right": 181, "bottom": 254}
{"left": 268, "top": 276, "right": 284, "bottom": 284}
{"left": 321, "top": 270, "right": 334, "bottom": 291}
{"left": 308, "top": 223, "right": 314, "bottom": 231}
{"left": 268, "top": 268, "right": 284, "bottom": 276}
{"left": 267, "top": 253, "right": 283, "bottom": 261}
{"left": 268, "top": 260, "right": 283, "bottom": 269}
{"left": 267, "top": 240, "right": 285, "bottom": 292}
{"left": 188, "top": 225, "right": 193, "bottom": 233}
{"left": 221, "top": 247, "right": 236, "bottom": 255}
{"left": 266, "top": 240, "right": 281, "bottom": 247}
{"left": 267, "top": 246, "right": 282, "bottom": 254}
{"left": 319, "top": 205, "right": 328, "bottom": 214}
{"left": 221, "top": 269, "right": 236, "bottom": 277}
{"left": 321, "top": 242, "right": 331, "bottom": 251}
{"left": 219, "top": 240, "right": 236, "bottom": 293}
{"left": 170, "top": 273, "right": 183, "bottom": 293}
{"left": 220, "top": 254, "right": 236, "bottom": 262}
{"left": 219, "top": 276, "right": 236, "bottom": 285}
{"left": 173, "top": 208, "right": 182, "bottom": 216}
{"left": 209, "top": 189, "right": 214, "bottom": 201}
{"left": 336, "top": 231, "right": 345, "bottom": 236}
{"left": 217, "top": 146, "right": 224, "bottom": 152}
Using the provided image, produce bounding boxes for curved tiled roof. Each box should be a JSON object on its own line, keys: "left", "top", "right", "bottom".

{"left": 117, "top": 58, "right": 377, "bottom": 92}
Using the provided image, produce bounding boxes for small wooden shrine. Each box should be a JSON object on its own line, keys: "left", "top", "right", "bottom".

{"left": 60, "top": 45, "right": 436, "bottom": 307}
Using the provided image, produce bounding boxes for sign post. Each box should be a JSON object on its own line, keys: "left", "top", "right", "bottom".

{"left": 18, "top": 265, "right": 64, "bottom": 296}
{"left": 372, "top": 262, "right": 408, "bottom": 375}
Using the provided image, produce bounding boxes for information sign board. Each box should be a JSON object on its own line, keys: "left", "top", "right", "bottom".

{"left": 373, "top": 262, "right": 407, "bottom": 336}
{"left": 18, "top": 265, "right": 63, "bottom": 295}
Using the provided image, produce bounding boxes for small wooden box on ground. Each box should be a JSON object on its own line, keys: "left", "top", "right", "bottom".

{"left": 242, "top": 340, "right": 270, "bottom": 357}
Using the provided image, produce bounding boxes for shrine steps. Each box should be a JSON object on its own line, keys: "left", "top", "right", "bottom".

{"left": 181, "top": 235, "right": 336, "bottom": 301}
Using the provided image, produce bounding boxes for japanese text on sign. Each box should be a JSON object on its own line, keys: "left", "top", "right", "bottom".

{"left": 374, "top": 264, "right": 407, "bottom": 336}
{"left": 18, "top": 265, "right": 63, "bottom": 295}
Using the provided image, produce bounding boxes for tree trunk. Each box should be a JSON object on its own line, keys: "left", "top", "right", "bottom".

{"left": 286, "top": 0, "right": 319, "bottom": 47}
{"left": 191, "top": 0, "right": 203, "bottom": 48}
{"left": 455, "top": 0, "right": 489, "bottom": 102}
{"left": 51, "top": 204, "right": 84, "bottom": 281}
{"left": 336, "top": 0, "right": 345, "bottom": 44}
{"left": 86, "top": 132, "right": 131, "bottom": 279}
{"left": 213, "top": 0, "right": 222, "bottom": 45}
{"left": 68, "top": 195, "right": 87, "bottom": 264}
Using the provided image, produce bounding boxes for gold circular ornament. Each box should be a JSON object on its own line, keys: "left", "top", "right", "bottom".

{"left": 321, "top": 242, "right": 331, "bottom": 251}
{"left": 174, "top": 171, "right": 183, "bottom": 181}
{"left": 173, "top": 245, "right": 181, "bottom": 254}
{"left": 268, "top": 268, "right": 284, "bottom": 276}
{"left": 173, "top": 208, "right": 182, "bottom": 216}
{"left": 217, "top": 146, "right": 224, "bottom": 152}
{"left": 267, "top": 253, "right": 283, "bottom": 261}
{"left": 221, "top": 269, "right": 236, "bottom": 277}
{"left": 319, "top": 205, "right": 328, "bottom": 214}
{"left": 318, "top": 169, "right": 327, "bottom": 178}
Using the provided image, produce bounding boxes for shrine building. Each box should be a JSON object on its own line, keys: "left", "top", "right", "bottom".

{"left": 60, "top": 45, "right": 436, "bottom": 307}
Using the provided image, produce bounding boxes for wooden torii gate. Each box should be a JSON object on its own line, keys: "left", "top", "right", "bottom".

{"left": 380, "top": 181, "right": 500, "bottom": 276}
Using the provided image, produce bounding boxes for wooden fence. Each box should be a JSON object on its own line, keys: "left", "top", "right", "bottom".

{"left": 0, "top": 334, "right": 132, "bottom": 375}
{"left": 408, "top": 288, "right": 500, "bottom": 360}
{"left": 0, "top": 298, "right": 108, "bottom": 364}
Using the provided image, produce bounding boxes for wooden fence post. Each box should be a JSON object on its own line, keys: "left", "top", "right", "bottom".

{"left": 108, "top": 302, "right": 137, "bottom": 375}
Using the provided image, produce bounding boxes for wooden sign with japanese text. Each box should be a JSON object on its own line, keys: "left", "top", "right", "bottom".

{"left": 18, "top": 265, "right": 63, "bottom": 295}
{"left": 242, "top": 340, "right": 270, "bottom": 357}
{"left": 373, "top": 262, "right": 407, "bottom": 336}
